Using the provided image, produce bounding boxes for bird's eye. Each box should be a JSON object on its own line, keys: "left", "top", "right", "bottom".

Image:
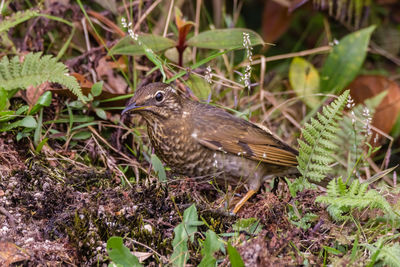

{"left": 155, "top": 92, "right": 164, "bottom": 102}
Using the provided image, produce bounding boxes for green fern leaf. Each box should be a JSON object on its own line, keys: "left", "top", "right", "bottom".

{"left": 316, "top": 177, "right": 396, "bottom": 221}
{"left": 297, "top": 90, "right": 349, "bottom": 182}
{"left": 0, "top": 53, "right": 84, "bottom": 101}
{"left": 372, "top": 242, "right": 400, "bottom": 267}
{"left": 0, "top": 10, "right": 39, "bottom": 33}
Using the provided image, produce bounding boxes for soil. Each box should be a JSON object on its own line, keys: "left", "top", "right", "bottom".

{"left": 0, "top": 134, "right": 340, "bottom": 266}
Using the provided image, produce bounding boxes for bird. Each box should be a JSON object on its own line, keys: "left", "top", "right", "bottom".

{"left": 121, "top": 82, "right": 298, "bottom": 213}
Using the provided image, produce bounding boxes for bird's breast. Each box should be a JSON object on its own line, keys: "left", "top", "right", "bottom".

{"left": 146, "top": 119, "right": 212, "bottom": 177}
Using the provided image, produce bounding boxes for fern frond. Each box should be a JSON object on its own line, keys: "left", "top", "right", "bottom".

{"left": 0, "top": 53, "right": 84, "bottom": 101}
{"left": 334, "top": 92, "right": 384, "bottom": 179}
{"left": 297, "top": 90, "right": 349, "bottom": 182}
{"left": 0, "top": 10, "right": 39, "bottom": 33}
{"left": 364, "top": 241, "right": 400, "bottom": 267}
{"left": 316, "top": 177, "right": 396, "bottom": 221}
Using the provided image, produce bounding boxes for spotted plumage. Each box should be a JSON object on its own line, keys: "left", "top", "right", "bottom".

{"left": 122, "top": 82, "right": 299, "bottom": 212}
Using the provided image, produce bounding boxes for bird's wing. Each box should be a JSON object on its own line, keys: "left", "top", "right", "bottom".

{"left": 192, "top": 104, "right": 298, "bottom": 167}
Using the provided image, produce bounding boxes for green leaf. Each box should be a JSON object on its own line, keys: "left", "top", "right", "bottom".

{"left": 201, "top": 230, "right": 222, "bottom": 256}
{"left": 109, "top": 35, "right": 176, "bottom": 56}
{"left": 182, "top": 204, "right": 202, "bottom": 243}
{"left": 199, "top": 230, "right": 222, "bottom": 267}
{"left": 289, "top": 57, "right": 320, "bottom": 108}
{"left": 296, "top": 90, "right": 350, "bottom": 183}
{"left": 164, "top": 47, "right": 192, "bottom": 65}
{"left": 227, "top": 243, "right": 244, "bottom": 267}
{"left": 320, "top": 26, "right": 376, "bottom": 93}
{"left": 0, "top": 10, "right": 39, "bottom": 33}
{"left": 171, "top": 223, "right": 189, "bottom": 267}
{"left": 68, "top": 100, "right": 85, "bottom": 109}
{"left": 187, "top": 28, "right": 264, "bottom": 49}
{"left": 36, "top": 91, "right": 52, "bottom": 106}
{"left": 91, "top": 81, "right": 103, "bottom": 97}
{"left": 232, "top": 218, "right": 262, "bottom": 236}
{"left": 0, "top": 111, "right": 14, "bottom": 122}
{"left": 323, "top": 246, "right": 343, "bottom": 255}
{"left": 0, "top": 115, "right": 37, "bottom": 132}
{"left": 0, "top": 88, "right": 9, "bottom": 111}
{"left": 34, "top": 109, "right": 43, "bottom": 145}
{"left": 72, "top": 131, "right": 92, "bottom": 140}
{"left": 106, "top": 236, "right": 143, "bottom": 267}
{"left": 16, "top": 105, "right": 29, "bottom": 115}
{"left": 186, "top": 75, "right": 211, "bottom": 100}
{"left": 171, "top": 204, "right": 202, "bottom": 267}
{"left": 151, "top": 154, "right": 166, "bottom": 182}
{"left": 35, "top": 137, "right": 48, "bottom": 153}
{"left": 44, "top": 115, "right": 94, "bottom": 124}
{"left": 0, "top": 52, "right": 85, "bottom": 102}
{"left": 95, "top": 108, "right": 107, "bottom": 120}
{"left": 30, "top": 91, "right": 53, "bottom": 115}
{"left": 20, "top": 116, "right": 37, "bottom": 128}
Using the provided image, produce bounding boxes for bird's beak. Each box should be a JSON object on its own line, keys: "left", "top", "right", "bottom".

{"left": 121, "top": 102, "right": 148, "bottom": 115}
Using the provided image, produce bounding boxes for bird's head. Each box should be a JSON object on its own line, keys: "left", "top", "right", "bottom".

{"left": 121, "top": 83, "right": 183, "bottom": 121}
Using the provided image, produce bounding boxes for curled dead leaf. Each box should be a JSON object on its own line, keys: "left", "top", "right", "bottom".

{"left": 0, "top": 241, "right": 30, "bottom": 266}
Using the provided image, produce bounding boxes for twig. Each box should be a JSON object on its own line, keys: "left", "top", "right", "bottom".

{"left": 192, "top": 0, "right": 201, "bottom": 63}
{"left": 163, "top": 0, "right": 174, "bottom": 37}
{"left": 238, "top": 46, "right": 332, "bottom": 67}
{"left": 0, "top": 206, "right": 16, "bottom": 229}
{"left": 133, "top": 0, "right": 163, "bottom": 32}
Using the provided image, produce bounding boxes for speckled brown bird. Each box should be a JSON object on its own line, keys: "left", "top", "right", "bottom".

{"left": 122, "top": 82, "right": 298, "bottom": 213}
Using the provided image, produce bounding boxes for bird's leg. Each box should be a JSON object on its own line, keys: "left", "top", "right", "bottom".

{"left": 232, "top": 189, "right": 257, "bottom": 214}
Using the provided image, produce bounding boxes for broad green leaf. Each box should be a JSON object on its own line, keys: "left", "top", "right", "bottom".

{"left": 20, "top": 116, "right": 37, "bottom": 128}
{"left": 106, "top": 236, "right": 143, "bottom": 267}
{"left": 199, "top": 230, "right": 222, "bottom": 267}
{"left": 95, "top": 108, "right": 107, "bottom": 120}
{"left": 30, "top": 91, "right": 53, "bottom": 115}
{"left": 289, "top": 57, "right": 320, "bottom": 108}
{"left": 171, "top": 204, "right": 202, "bottom": 267}
{"left": 171, "top": 223, "right": 189, "bottom": 267}
{"left": 151, "top": 154, "right": 166, "bottom": 182}
{"left": 186, "top": 75, "right": 211, "bottom": 100}
{"left": 164, "top": 47, "right": 192, "bottom": 65}
{"left": 109, "top": 34, "right": 176, "bottom": 56}
{"left": 227, "top": 243, "right": 244, "bottom": 267}
{"left": 36, "top": 91, "right": 52, "bottom": 106}
{"left": 0, "top": 116, "right": 37, "bottom": 131}
{"left": 320, "top": 26, "right": 376, "bottom": 93}
{"left": 201, "top": 230, "right": 222, "bottom": 256}
{"left": 182, "top": 204, "right": 203, "bottom": 243}
{"left": 68, "top": 100, "right": 85, "bottom": 109}
{"left": 187, "top": 28, "right": 264, "bottom": 49}
{"left": 91, "top": 81, "right": 103, "bottom": 97}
